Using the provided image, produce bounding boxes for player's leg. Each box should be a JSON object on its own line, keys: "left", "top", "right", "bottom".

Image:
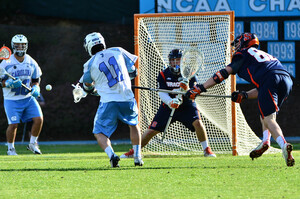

{"left": 178, "top": 104, "right": 216, "bottom": 157}
{"left": 249, "top": 116, "right": 271, "bottom": 160}
{"left": 93, "top": 102, "right": 120, "bottom": 167}
{"left": 3, "top": 99, "right": 23, "bottom": 155}
{"left": 23, "top": 97, "right": 43, "bottom": 154}
{"left": 120, "top": 104, "right": 168, "bottom": 159}
{"left": 6, "top": 124, "right": 18, "bottom": 155}
{"left": 118, "top": 100, "right": 143, "bottom": 166}
{"left": 254, "top": 74, "right": 294, "bottom": 166}
{"left": 120, "top": 128, "right": 160, "bottom": 158}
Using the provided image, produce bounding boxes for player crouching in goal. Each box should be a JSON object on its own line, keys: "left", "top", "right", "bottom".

{"left": 121, "top": 49, "right": 216, "bottom": 158}
{"left": 185, "top": 33, "right": 294, "bottom": 167}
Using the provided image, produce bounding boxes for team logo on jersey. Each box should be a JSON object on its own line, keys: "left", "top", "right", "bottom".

{"left": 11, "top": 116, "right": 17, "bottom": 121}
{"left": 166, "top": 82, "right": 180, "bottom": 87}
{"left": 151, "top": 121, "right": 157, "bottom": 127}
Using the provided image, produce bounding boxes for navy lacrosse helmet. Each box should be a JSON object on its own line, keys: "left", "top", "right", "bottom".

{"left": 168, "top": 49, "right": 183, "bottom": 75}
{"left": 231, "top": 33, "right": 259, "bottom": 52}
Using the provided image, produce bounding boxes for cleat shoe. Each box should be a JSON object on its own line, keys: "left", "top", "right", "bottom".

{"left": 7, "top": 148, "right": 18, "bottom": 155}
{"left": 120, "top": 148, "right": 134, "bottom": 158}
{"left": 134, "top": 158, "right": 144, "bottom": 166}
{"left": 110, "top": 154, "right": 120, "bottom": 168}
{"left": 282, "top": 143, "right": 295, "bottom": 167}
{"left": 249, "top": 140, "right": 270, "bottom": 160}
{"left": 27, "top": 143, "right": 42, "bottom": 154}
{"left": 204, "top": 147, "right": 216, "bottom": 157}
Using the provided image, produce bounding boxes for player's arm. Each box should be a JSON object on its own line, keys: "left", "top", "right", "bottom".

{"left": 31, "top": 78, "right": 41, "bottom": 97}
{"left": 185, "top": 66, "right": 233, "bottom": 99}
{"left": 157, "top": 72, "right": 181, "bottom": 109}
{"left": 231, "top": 88, "right": 258, "bottom": 103}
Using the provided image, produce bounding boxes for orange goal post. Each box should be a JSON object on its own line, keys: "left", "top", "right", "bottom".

{"left": 133, "top": 11, "right": 279, "bottom": 156}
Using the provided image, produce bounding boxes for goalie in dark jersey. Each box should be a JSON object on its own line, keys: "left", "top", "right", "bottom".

{"left": 186, "top": 33, "right": 294, "bottom": 167}
{"left": 121, "top": 49, "right": 216, "bottom": 158}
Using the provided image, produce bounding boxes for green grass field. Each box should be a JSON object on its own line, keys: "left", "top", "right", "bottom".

{"left": 0, "top": 143, "right": 299, "bottom": 199}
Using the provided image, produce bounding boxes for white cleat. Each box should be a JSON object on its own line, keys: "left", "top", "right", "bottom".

{"left": 7, "top": 148, "right": 18, "bottom": 155}
{"left": 204, "top": 147, "right": 216, "bottom": 157}
{"left": 282, "top": 143, "right": 295, "bottom": 167}
{"left": 27, "top": 143, "right": 42, "bottom": 154}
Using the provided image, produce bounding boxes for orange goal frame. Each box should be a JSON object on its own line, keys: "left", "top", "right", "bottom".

{"left": 133, "top": 11, "right": 237, "bottom": 155}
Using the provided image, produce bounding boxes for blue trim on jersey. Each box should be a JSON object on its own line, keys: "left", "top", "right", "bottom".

{"left": 123, "top": 52, "right": 135, "bottom": 69}
{"left": 83, "top": 71, "right": 93, "bottom": 83}
{"left": 83, "top": 56, "right": 96, "bottom": 84}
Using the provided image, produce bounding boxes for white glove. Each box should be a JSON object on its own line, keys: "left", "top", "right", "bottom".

{"left": 179, "top": 78, "right": 189, "bottom": 91}
{"left": 168, "top": 98, "right": 182, "bottom": 109}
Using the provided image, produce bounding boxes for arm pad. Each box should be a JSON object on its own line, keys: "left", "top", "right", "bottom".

{"left": 213, "top": 69, "right": 229, "bottom": 84}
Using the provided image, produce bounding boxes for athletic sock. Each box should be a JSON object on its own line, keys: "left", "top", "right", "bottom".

{"left": 276, "top": 136, "right": 286, "bottom": 149}
{"left": 7, "top": 142, "right": 15, "bottom": 150}
{"left": 30, "top": 136, "right": 38, "bottom": 144}
{"left": 133, "top": 145, "right": 141, "bottom": 159}
{"left": 200, "top": 141, "right": 208, "bottom": 150}
{"left": 262, "top": 130, "right": 271, "bottom": 142}
{"left": 105, "top": 146, "right": 115, "bottom": 159}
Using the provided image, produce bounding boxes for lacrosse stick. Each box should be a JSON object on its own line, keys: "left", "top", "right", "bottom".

{"left": 72, "top": 83, "right": 87, "bottom": 103}
{"left": 0, "top": 46, "right": 11, "bottom": 60}
{"left": 132, "top": 86, "right": 230, "bottom": 98}
{"left": 161, "top": 47, "right": 205, "bottom": 142}
{"left": 0, "top": 68, "right": 32, "bottom": 91}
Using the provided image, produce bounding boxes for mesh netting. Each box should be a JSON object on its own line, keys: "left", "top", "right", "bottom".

{"left": 135, "top": 12, "right": 280, "bottom": 155}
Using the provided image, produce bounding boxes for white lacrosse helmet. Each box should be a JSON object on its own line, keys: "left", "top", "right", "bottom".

{"left": 11, "top": 34, "right": 28, "bottom": 57}
{"left": 83, "top": 32, "right": 106, "bottom": 56}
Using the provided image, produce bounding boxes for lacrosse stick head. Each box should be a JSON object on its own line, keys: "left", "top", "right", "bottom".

{"left": 0, "top": 46, "right": 12, "bottom": 60}
{"left": 180, "top": 47, "right": 204, "bottom": 80}
{"left": 72, "top": 83, "right": 87, "bottom": 103}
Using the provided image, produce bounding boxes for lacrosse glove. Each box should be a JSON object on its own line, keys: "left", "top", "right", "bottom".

{"left": 5, "top": 78, "right": 22, "bottom": 89}
{"left": 185, "top": 84, "right": 207, "bottom": 100}
{"left": 179, "top": 78, "right": 189, "bottom": 91}
{"left": 31, "top": 85, "right": 40, "bottom": 97}
{"left": 231, "top": 91, "right": 248, "bottom": 103}
{"left": 168, "top": 98, "right": 182, "bottom": 109}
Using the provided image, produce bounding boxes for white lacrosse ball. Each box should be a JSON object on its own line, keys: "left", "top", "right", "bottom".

{"left": 46, "top": 84, "right": 52, "bottom": 91}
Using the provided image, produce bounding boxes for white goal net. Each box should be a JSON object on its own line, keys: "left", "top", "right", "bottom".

{"left": 134, "top": 11, "right": 280, "bottom": 155}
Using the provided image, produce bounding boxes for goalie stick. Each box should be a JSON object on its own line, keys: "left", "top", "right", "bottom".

{"left": 132, "top": 85, "right": 231, "bottom": 98}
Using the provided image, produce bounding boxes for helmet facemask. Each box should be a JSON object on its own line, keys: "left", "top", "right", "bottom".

{"left": 169, "top": 58, "right": 181, "bottom": 75}
{"left": 11, "top": 34, "right": 28, "bottom": 57}
{"left": 168, "top": 49, "right": 183, "bottom": 75}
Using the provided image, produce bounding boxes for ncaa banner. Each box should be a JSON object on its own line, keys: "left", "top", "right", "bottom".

{"left": 140, "top": 0, "right": 300, "bottom": 16}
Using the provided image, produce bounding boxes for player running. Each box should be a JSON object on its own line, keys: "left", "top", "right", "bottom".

{"left": 121, "top": 49, "right": 216, "bottom": 158}
{"left": 185, "top": 33, "right": 294, "bottom": 167}
{"left": 80, "top": 32, "right": 143, "bottom": 167}
{"left": 0, "top": 34, "right": 43, "bottom": 155}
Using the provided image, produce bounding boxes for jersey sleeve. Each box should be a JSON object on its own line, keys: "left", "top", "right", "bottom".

{"left": 228, "top": 52, "right": 245, "bottom": 74}
{"left": 189, "top": 76, "right": 197, "bottom": 88}
{"left": 31, "top": 58, "right": 42, "bottom": 79}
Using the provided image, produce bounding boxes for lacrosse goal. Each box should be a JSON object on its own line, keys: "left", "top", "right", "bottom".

{"left": 134, "top": 11, "right": 279, "bottom": 156}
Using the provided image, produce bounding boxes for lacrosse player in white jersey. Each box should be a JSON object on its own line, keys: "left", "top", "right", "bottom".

{"left": 80, "top": 32, "right": 143, "bottom": 167}
{"left": 0, "top": 34, "right": 43, "bottom": 155}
